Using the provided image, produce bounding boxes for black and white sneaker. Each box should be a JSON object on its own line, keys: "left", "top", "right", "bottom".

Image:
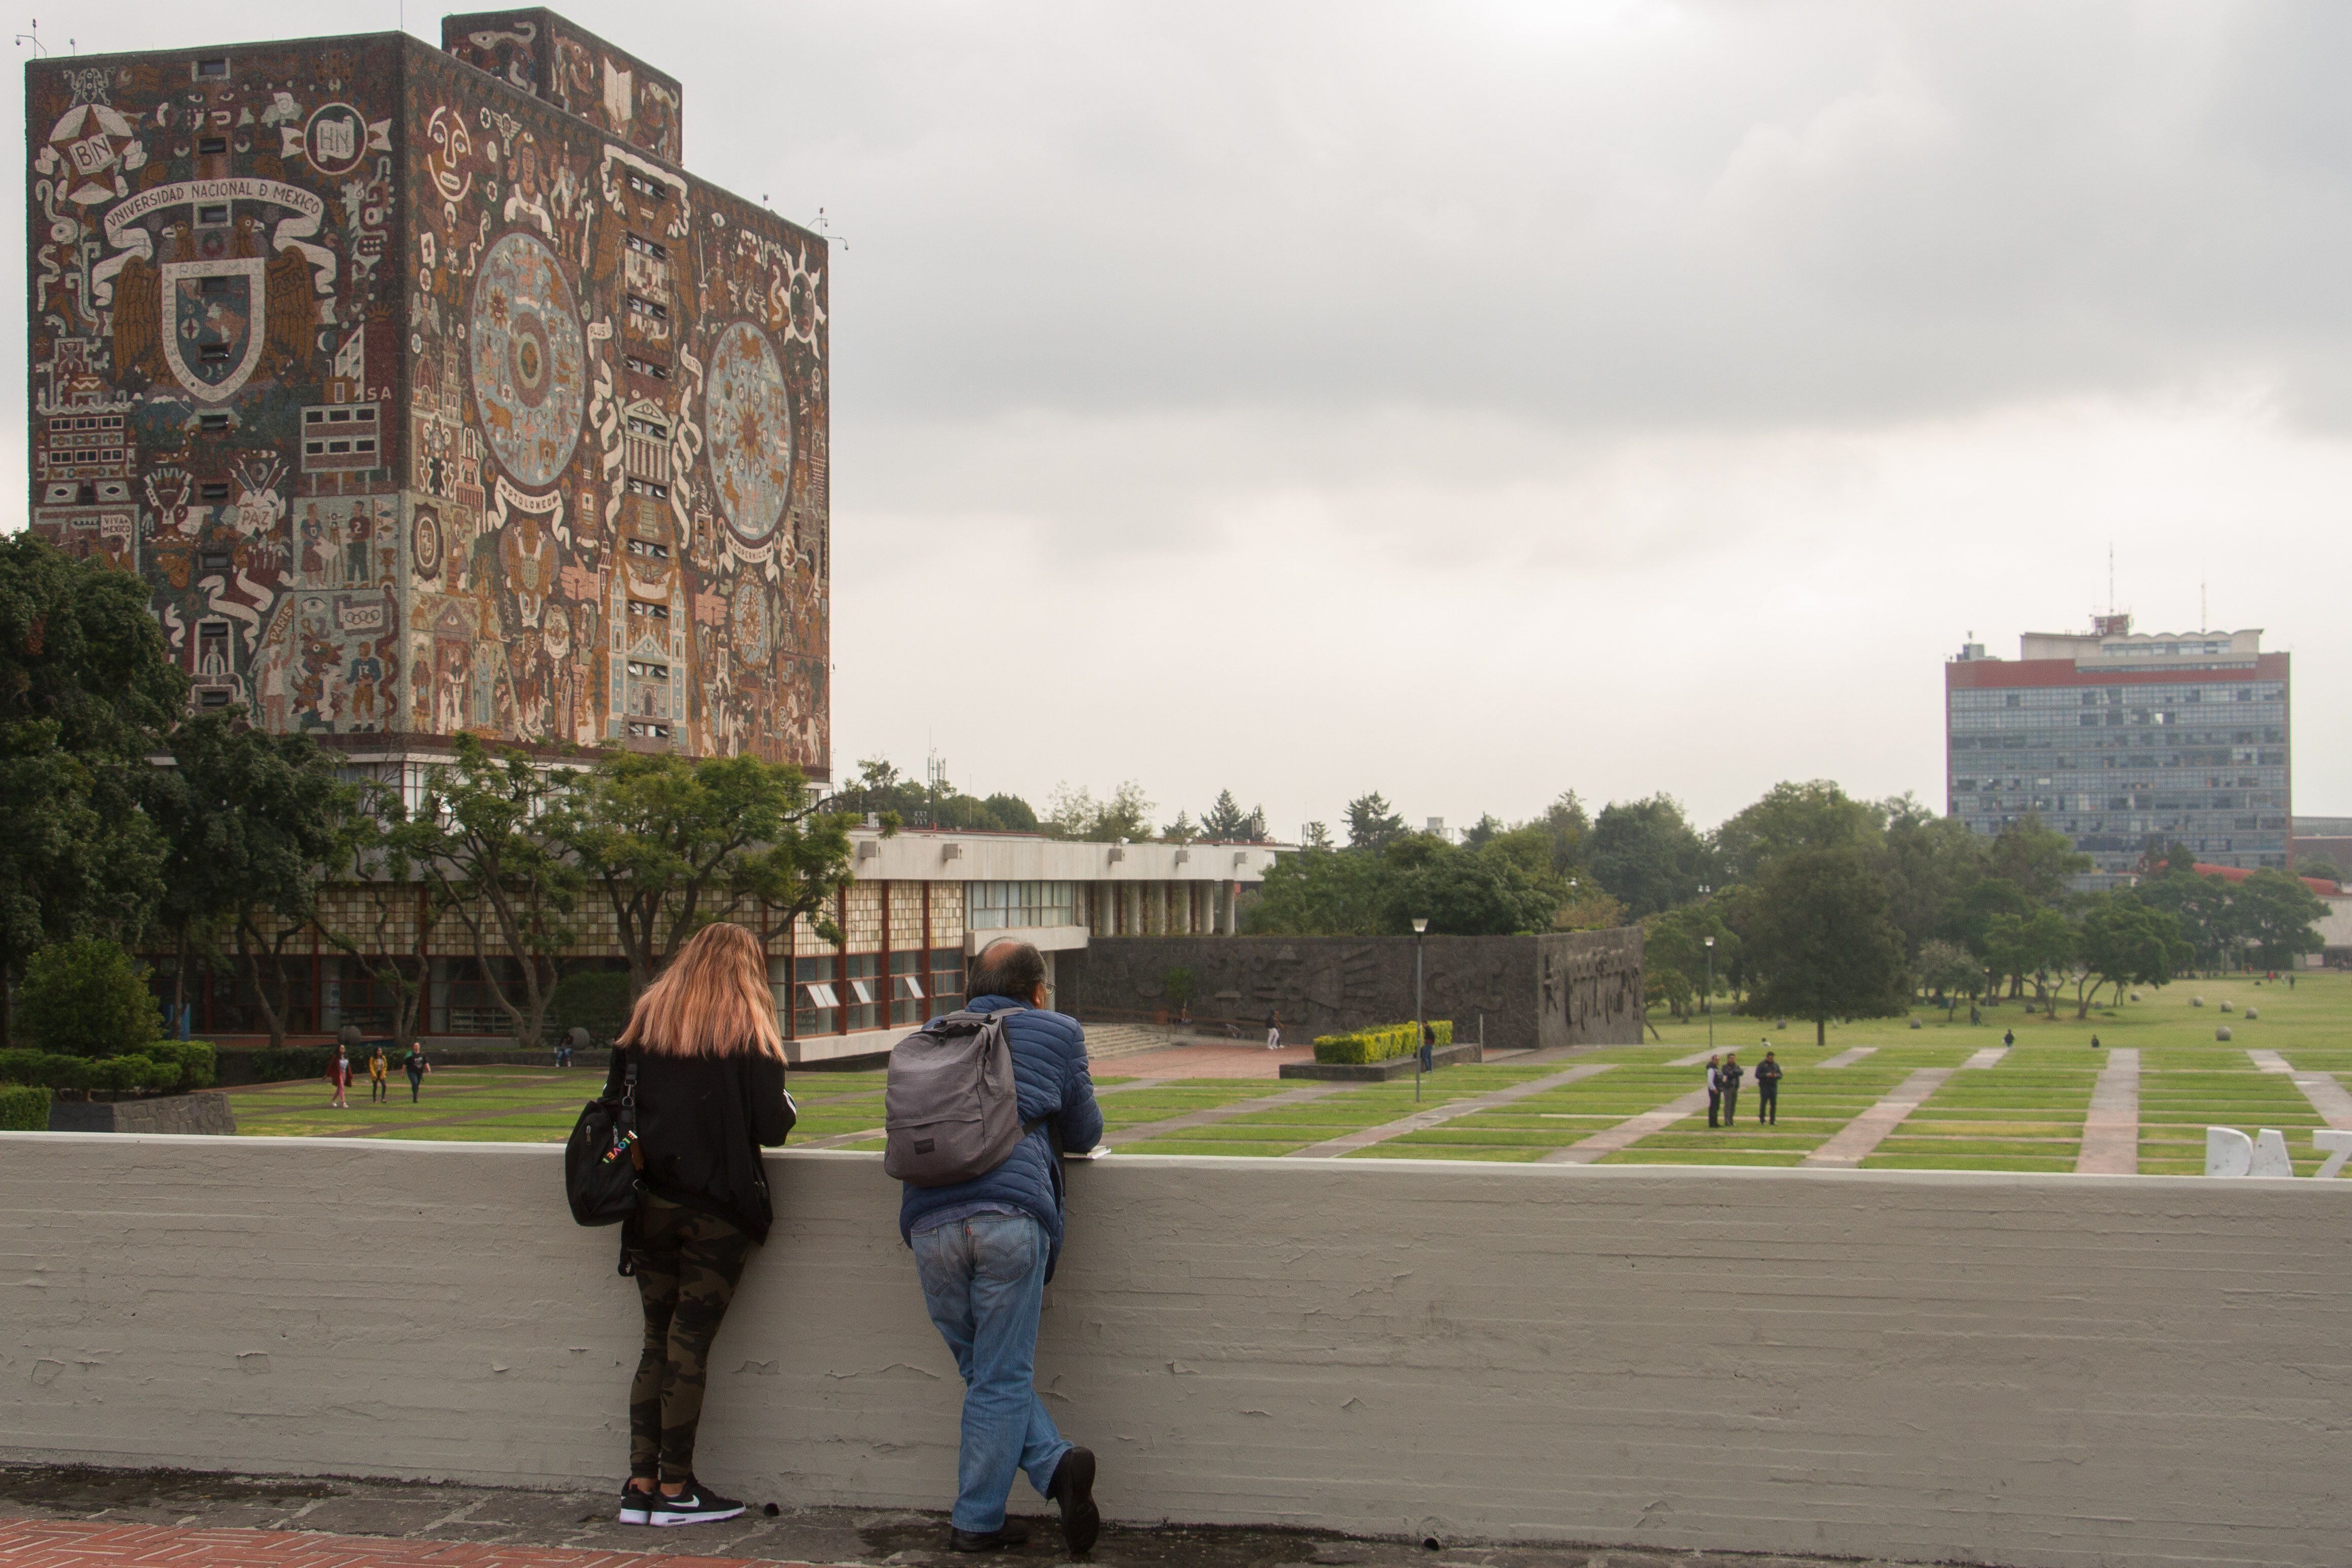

{"left": 618, "top": 1481, "right": 656, "bottom": 1525}
{"left": 650, "top": 1478, "right": 745, "bottom": 1527}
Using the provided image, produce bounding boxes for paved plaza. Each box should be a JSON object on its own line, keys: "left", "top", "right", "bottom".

{"left": 221, "top": 975, "right": 2352, "bottom": 1176}
{"left": 0, "top": 1468, "right": 2001, "bottom": 1568}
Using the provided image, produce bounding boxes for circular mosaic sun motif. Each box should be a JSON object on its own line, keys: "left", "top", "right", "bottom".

{"left": 730, "top": 578, "right": 771, "bottom": 663}
{"left": 705, "top": 322, "right": 794, "bottom": 541}
{"left": 468, "top": 231, "right": 585, "bottom": 489}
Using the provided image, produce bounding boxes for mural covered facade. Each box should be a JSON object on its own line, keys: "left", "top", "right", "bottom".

{"left": 27, "top": 12, "right": 829, "bottom": 771}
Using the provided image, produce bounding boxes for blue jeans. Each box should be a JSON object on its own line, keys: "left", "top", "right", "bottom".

{"left": 911, "top": 1212, "right": 1071, "bottom": 1532}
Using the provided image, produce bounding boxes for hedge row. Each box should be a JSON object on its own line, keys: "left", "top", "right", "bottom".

{"left": 1312, "top": 1019, "right": 1455, "bottom": 1065}
{"left": 247, "top": 1046, "right": 331, "bottom": 1084}
{"left": 0, "top": 1040, "right": 217, "bottom": 1093}
{"left": 0, "top": 1084, "right": 49, "bottom": 1130}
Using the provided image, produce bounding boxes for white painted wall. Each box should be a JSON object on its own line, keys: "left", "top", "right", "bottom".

{"left": 4, "top": 1136, "right": 2349, "bottom": 1568}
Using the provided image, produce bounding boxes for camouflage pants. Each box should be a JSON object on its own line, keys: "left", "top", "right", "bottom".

{"left": 626, "top": 1196, "right": 753, "bottom": 1481}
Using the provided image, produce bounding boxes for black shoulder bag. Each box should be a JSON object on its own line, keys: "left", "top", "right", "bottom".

{"left": 565, "top": 1053, "right": 647, "bottom": 1273}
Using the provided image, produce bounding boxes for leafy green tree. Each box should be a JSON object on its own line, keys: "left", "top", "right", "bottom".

{"left": 833, "top": 757, "right": 1037, "bottom": 833}
{"left": 1989, "top": 813, "right": 2092, "bottom": 902}
{"left": 1046, "top": 780, "right": 1154, "bottom": 843}
{"left": 1160, "top": 810, "right": 1200, "bottom": 844}
{"left": 1300, "top": 820, "right": 1333, "bottom": 849}
{"left": 328, "top": 791, "right": 450, "bottom": 1044}
{"left": 400, "top": 736, "right": 581, "bottom": 1044}
{"left": 1939, "top": 876, "right": 2032, "bottom": 968}
{"left": 1711, "top": 780, "right": 1882, "bottom": 885}
{"left": 2070, "top": 894, "right": 2191, "bottom": 1016}
{"left": 1378, "top": 834, "right": 1558, "bottom": 936}
{"left": 1642, "top": 903, "right": 1738, "bottom": 1021}
{"left": 1345, "top": 792, "right": 1408, "bottom": 852}
{"left": 564, "top": 749, "right": 861, "bottom": 1002}
{"left": 2137, "top": 866, "right": 2234, "bottom": 972}
{"left": 1737, "top": 847, "right": 1909, "bottom": 1047}
{"left": 1983, "top": 907, "right": 2075, "bottom": 1013}
{"left": 1245, "top": 842, "right": 1387, "bottom": 935}
{"left": 0, "top": 536, "right": 186, "bottom": 1044}
{"left": 2229, "top": 868, "right": 2329, "bottom": 970}
{"left": 1586, "top": 795, "right": 1712, "bottom": 918}
{"left": 2296, "top": 857, "right": 2346, "bottom": 884}
{"left": 1914, "top": 938, "right": 1981, "bottom": 1019}
{"left": 1461, "top": 813, "right": 1507, "bottom": 847}
{"left": 16, "top": 937, "right": 160, "bottom": 1058}
{"left": 151, "top": 713, "right": 359, "bottom": 1049}
{"left": 1200, "top": 790, "right": 1268, "bottom": 842}
{"left": 1882, "top": 799, "right": 1990, "bottom": 957}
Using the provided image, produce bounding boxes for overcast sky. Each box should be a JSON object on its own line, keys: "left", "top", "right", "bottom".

{"left": 15, "top": 2, "right": 2348, "bottom": 833}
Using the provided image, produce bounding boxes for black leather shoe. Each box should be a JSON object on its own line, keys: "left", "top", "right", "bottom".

{"left": 949, "top": 1520, "right": 1030, "bottom": 1552}
{"left": 1049, "top": 1446, "right": 1099, "bottom": 1557}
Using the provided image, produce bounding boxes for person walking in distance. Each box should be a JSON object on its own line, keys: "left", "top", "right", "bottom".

{"left": 606, "top": 922, "right": 797, "bottom": 1529}
{"left": 1718, "top": 1050, "right": 1744, "bottom": 1127}
{"left": 1265, "top": 1010, "right": 1282, "bottom": 1052}
{"left": 898, "top": 939, "right": 1105, "bottom": 1556}
{"left": 2003, "top": 1027, "right": 2015, "bottom": 1050}
{"left": 1705, "top": 1055, "right": 1722, "bottom": 1129}
{"left": 1754, "top": 1051, "right": 1781, "bottom": 1126}
{"left": 403, "top": 1041, "right": 430, "bottom": 1102}
{"left": 368, "top": 1043, "right": 390, "bottom": 1104}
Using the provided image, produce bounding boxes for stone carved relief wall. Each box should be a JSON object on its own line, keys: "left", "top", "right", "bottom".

{"left": 1061, "top": 930, "right": 1644, "bottom": 1054}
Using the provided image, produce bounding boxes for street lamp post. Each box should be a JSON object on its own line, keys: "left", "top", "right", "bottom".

{"left": 1412, "top": 918, "right": 1429, "bottom": 1102}
{"left": 1704, "top": 935, "right": 1716, "bottom": 1050}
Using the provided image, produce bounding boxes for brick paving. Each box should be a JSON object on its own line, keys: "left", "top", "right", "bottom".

{"left": 0, "top": 1468, "right": 1993, "bottom": 1568}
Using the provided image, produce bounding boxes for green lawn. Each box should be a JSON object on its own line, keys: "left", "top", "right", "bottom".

{"left": 228, "top": 972, "right": 2352, "bottom": 1175}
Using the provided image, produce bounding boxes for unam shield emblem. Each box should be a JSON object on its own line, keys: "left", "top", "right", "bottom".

{"left": 161, "top": 257, "right": 266, "bottom": 403}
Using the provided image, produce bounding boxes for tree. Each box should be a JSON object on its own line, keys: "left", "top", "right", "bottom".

{"left": 1989, "top": 814, "right": 2092, "bottom": 903}
{"left": 1738, "top": 847, "right": 1909, "bottom": 1047}
{"left": 16, "top": 937, "right": 160, "bottom": 1058}
{"left": 1914, "top": 938, "right": 1981, "bottom": 1020}
{"left": 565, "top": 749, "right": 859, "bottom": 1003}
{"left": 1200, "top": 790, "right": 1268, "bottom": 842}
{"left": 1245, "top": 842, "right": 1387, "bottom": 936}
{"left": 832, "top": 756, "right": 1037, "bottom": 833}
{"left": 1345, "top": 791, "right": 1407, "bottom": 852}
{"left": 2296, "top": 857, "right": 2346, "bottom": 885}
{"left": 1300, "top": 820, "right": 1333, "bottom": 850}
{"left": 1983, "top": 907, "right": 2074, "bottom": 1013}
{"left": 1046, "top": 780, "right": 1153, "bottom": 843}
{"left": 1378, "top": 834, "right": 1558, "bottom": 936}
{"left": 2137, "top": 866, "right": 2234, "bottom": 973}
{"left": 1939, "top": 876, "right": 2031, "bottom": 970}
{"left": 0, "top": 537, "right": 186, "bottom": 1044}
{"left": 1882, "top": 800, "right": 1989, "bottom": 958}
{"left": 1160, "top": 810, "right": 1200, "bottom": 844}
{"left": 1586, "top": 795, "right": 1712, "bottom": 918}
{"left": 2071, "top": 894, "right": 2190, "bottom": 1016}
{"left": 2229, "top": 869, "right": 2328, "bottom": 970}
{"left": 330, "top": 791, "right": 451, "bottom": 1044}
{"left": 1712, "top": 780, "right": 1881, "bottom": 885}
{"left": 1461, "top": 813, "right": 1507, "bottom": 848}
{"left": 402, "top": 735, "right": 581, "bottom": 1044}
{"left": 151, "top": 713, "right": 358, "bottom": 1050}
{"left": 1642, "top": 903, "right": 1738, "bottom": 1022}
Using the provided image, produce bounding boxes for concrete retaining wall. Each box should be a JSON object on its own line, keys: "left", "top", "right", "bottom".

{"left": 45, "top": 1092, "right": 237, "bottom": 1135}
{"left": 2, "top": 1135, "right": 2346, "bottom": 1568}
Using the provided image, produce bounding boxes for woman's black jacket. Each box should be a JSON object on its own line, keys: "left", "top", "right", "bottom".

{"left": 602, "top": 1045, "right": 795, "bottom": 1242}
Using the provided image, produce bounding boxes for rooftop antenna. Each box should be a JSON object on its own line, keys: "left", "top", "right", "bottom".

{"left": 813, "top": 206, "right": 849, "bottom": 252}
{"left": 2107, "top": 543, "right": 2116, "bottom": 615}
{"left": 14, "top": 19, "right": 47, "bottom": 55}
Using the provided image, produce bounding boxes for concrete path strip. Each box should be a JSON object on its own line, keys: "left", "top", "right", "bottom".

{"left": 1666, "top": 1048, "right": 1716, "bottom": 1066}
{"left": 1962, "top": 1048, "right": 2006, "bottom": 1069}
{"left": 2285, "top": 1071, "right": 2352, "bottom": 1131}
{"left": 2075, "top": 1047, "right": 2141, "bottom": 1175}
{"left": 1286, "top": 1064, "right": 1618, "bottom": 1159}
{"left": 1539, "top": 1086, "right": 1712, "bottom": 1165}
{"left": 1802, "top": 1068, "right": 1956, "bottom": 1169}
{"left": 1819, "top": 1047, "right": 1879, "bottom": 1068}
{"left": 1104, "top": 1084, "right": 1348, "bottom": 1147}
{"left": 2249, "top": 1049, "right": 2293, "bottom": 1073}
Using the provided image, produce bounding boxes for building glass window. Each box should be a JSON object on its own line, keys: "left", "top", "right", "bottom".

{"left": 889, "top": 950, "right": 925, "bottom": 1027}
{"left": 844, "top": 952, "right": 880, "bottom": 1032}
{"left": 969, "top": 880, "right": 1077, "bottom": 930}
{"left": 930, "top": 947, "right": 966, "bottom": 1013}
{"left": 795, "top": 953, "right": 840, "bottom": 1036}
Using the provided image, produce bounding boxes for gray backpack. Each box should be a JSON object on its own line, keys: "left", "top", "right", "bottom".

{"left": 884, "top": 1008, "right": 1032, "bottom": 1186}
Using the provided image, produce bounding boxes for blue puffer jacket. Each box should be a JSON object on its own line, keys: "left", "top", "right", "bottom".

{"left": 897, "top": 995, "right": 1104, "bottom": 1278}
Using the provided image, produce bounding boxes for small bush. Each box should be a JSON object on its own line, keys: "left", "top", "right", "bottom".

{"left": 0, "top": 1049, "right": 93, "bottom": 1090}
{"left": 141, "top": 1039, "right": 218, "bottom": 1091}
{"left": 550, "top": 969, "right": 633, "bottom": 1047}
{"left": 0, "top": 1085, "right": 49, "bottom": 1131}
{"left": 248, "top": 1045, "right": 330, "bottom": 1084}
{"left": 18, "top": 938, "right": 161, "bottom": 1058}
{"left": 1312, "top": 1019, "right": 1454, "bottom": 1065}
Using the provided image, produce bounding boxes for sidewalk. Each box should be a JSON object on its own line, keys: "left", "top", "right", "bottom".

{"left": 0, "top": 1467, "right": 1970, "bottom": 1568}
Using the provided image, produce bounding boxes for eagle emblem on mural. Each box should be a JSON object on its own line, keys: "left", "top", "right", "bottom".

{"left": 109, "top": 220, "right": 315, "bottom": 399}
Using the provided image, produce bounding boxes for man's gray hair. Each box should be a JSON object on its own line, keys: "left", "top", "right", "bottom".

{"left": 970, "top": 939, "right": 1047, "bottom": 1003}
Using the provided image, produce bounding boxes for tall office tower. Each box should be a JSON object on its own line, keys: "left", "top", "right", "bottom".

{"left": 28, "top": 10, "right": 830, "bottom": 790}
{"left": 1946, "top": 616, "right": 2291, "bottom": 887}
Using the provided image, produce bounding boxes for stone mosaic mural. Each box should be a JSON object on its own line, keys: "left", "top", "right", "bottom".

{"left": 27, "top": 15, "right": 829, "bottom": 769}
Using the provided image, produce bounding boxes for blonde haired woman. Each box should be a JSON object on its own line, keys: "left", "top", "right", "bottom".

{"left": 604, "top": 922, "right": 795, "bottom": 1528}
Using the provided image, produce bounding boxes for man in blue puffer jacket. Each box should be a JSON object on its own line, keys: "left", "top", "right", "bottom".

{"left": 900, "top": 940, "right": 1105, "bottom": 1556}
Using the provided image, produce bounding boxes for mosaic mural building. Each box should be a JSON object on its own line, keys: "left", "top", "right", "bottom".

{"left": 28, "top": 8, "right": 830, "bottom": 770}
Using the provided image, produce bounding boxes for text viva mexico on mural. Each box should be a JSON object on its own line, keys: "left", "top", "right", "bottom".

{"left": 29, "top": 13, "right": 831, "bottom": 767}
